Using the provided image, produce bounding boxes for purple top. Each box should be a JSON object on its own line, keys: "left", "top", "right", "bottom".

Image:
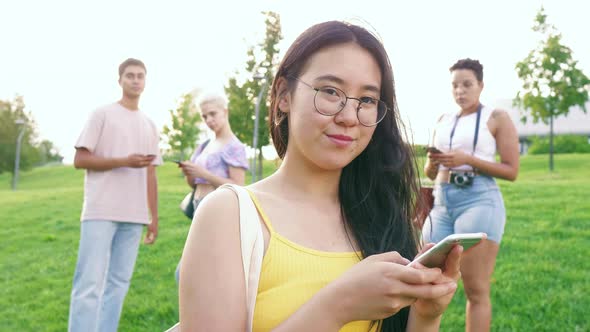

{"left": 190, "top": 136, "right": 249, "bottom": 184}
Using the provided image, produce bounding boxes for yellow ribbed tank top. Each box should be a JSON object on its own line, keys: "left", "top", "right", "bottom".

{"left": 248, "top": 191, "right": 379, "bottom": 332}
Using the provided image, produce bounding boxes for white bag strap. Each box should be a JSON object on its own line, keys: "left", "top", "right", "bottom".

{"left": 220, "top": 184, "right": 264, "bottom": 332}
{"left": 165, "top": 184, "right": 264, "bottom": 332}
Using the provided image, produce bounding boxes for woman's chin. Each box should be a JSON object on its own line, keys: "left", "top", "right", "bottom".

{"left": 314, "top": 156, "right": 355, "bottom": 172}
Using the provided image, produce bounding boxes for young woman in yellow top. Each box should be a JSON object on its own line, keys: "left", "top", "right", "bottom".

{"left": 180, "top": 21, "right": 462, "bottom": 332}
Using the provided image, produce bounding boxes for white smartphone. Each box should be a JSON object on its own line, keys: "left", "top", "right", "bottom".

{"left": 409, "top": 233, "right": 487, "bottom": 268}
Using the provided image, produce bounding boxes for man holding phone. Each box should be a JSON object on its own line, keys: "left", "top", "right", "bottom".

{"left": 68, "top": 58, "right": 162, "bottom": 332}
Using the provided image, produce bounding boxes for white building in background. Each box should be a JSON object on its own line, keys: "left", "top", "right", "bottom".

{"left": 492, "top": 99, "right": 590, "bottom": 154}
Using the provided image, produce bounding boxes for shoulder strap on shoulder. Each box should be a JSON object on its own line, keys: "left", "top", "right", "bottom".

{"left": 219, "top": 184, "right": 263, "bottom": 332}
{"left": 197, "top": 139, "right": 210, "bottom": 154}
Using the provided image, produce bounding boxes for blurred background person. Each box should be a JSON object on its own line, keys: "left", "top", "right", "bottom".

{"left": 175, "top": 92, "right": 248, "bottom": 282}
{"left": 423, "top": 58, "right": 519, "bottom": 332}
{"left": 69, "top": 58, "right": 161, "bottom": 332}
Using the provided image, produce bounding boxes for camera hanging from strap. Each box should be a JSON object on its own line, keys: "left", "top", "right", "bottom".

{"left": 448, "top": 104, "right": 482, "bottom": 187}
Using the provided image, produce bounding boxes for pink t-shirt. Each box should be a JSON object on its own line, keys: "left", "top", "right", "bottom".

{"left": 75, "top": 102, "right": 162, "bottom": 224}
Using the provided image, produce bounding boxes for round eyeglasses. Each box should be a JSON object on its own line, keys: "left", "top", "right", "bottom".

{"left": 293, "top": 77, "right": 388, "bottom": 127}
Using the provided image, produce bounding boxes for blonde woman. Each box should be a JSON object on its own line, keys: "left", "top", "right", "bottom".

{"left": 175, "top": 93, "right": 248, "bottom": 281}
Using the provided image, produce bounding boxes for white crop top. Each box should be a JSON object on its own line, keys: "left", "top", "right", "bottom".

{"left": 433, "top": 105, "right": 496, "bottom": 171}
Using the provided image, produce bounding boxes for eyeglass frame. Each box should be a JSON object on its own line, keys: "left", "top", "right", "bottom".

{"left": 289, "top": 76, "right": 389, "bottom": 127}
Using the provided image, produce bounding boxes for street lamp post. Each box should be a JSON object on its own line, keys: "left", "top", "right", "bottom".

{"left": 251, "top": 76, "right": 268, "bottom": 183}
{"left": 12, "top": 119, "right": 26, "bottom": 191}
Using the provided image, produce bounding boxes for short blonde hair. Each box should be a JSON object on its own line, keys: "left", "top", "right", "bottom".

{"left": 198, "top": 92, "right": 228, "bottom": 110}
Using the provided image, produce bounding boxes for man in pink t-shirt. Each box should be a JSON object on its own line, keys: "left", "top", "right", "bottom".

{"left": 68, "top": 58, "right": 162, "bottom": 332}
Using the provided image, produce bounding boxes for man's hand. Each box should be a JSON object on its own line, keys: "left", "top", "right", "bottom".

{"left": 127, "top": 154, "right": 156, "bottom": 168}
{"left": 144, "top": 220, "right": 158, "bottom": 244}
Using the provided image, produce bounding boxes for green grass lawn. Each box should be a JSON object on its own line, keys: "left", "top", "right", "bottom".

{"left": 0, "top": 155, "right": 588, "bottom": 331}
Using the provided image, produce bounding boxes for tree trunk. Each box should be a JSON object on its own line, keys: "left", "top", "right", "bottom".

{"left": 258, "top": 148, "right": 263, "bottom": 179}
{"left": 250, "top": 149, "right": 257, "bottom": 183}
{"left": 549, "top": 113, "right": 554, "bottom": 172}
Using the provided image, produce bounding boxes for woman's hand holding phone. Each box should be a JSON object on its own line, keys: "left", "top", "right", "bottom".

{"left": 409, "top": 243, "right": 463, "bottom": 320}
{"left": 406, "top": 233, "right": 485, "bottom": 319}
{"left": 426, "top": 147, "right": 443, "bottom": 162}
{"left": 426, "top": 147, "right": 442, "bottom": 154}
{"left": 425, "top": 147, "right": 443, "bottom": 179}
{"left": 316, "top": 251, "right": 458, "bottom": 327}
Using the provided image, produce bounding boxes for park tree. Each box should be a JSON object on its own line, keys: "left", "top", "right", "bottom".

{"left": 514, "top": 7, "right": 590, "bottom": 171}
{"left": 161, "top": 91, "right": 202, "bottom": 160}
{"left": 225, "top": 11, "right": 282, "bottom": 180}
{"left": 0, "top": 96, "right": 63, "bottom": 188}
{"left": 36, "top": 140, "right": 64, "bottom": 165}
{"left": 0, "top": 96, "right": 41, "bottom": 175}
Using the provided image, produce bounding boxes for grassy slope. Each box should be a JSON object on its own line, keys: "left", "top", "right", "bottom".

{"left": 0, "top": 155, "right": 588, "bottom": 331}
{"left": 440, "top": 155, "right": 589, "bottom": 331}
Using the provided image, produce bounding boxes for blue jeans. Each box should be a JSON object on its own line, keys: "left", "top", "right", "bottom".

{"left": 68, "top": 220, "right": 143, "bottom": 332}
{"left": 422, "top": 175, "right": 506, "bottom": 244}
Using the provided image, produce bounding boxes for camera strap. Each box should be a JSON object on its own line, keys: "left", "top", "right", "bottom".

{"left": 449, "top": 104, "right": 482, "bottom": 172}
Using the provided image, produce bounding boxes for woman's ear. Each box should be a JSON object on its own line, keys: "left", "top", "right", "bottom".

{"left": 276, "top": 77, "right": 291, "bottom": 113}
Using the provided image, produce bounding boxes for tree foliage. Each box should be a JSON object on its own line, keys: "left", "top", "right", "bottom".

{"left": 36, "top": 140, "right": 64, "bottom": 165}
{"left": 161, "top": 92, "right": 201, "bottom": 160}
{"left": 225, "top": 11, "right": 282, "bottom": 178}
{"left": 514, "top": 7, "right": 590, "bottom": 170}
{"left": 0, "top": 96, "right": 62, "bottom": 176}
{"left": 528, "top": 135, "right": 590, "bottom": 154}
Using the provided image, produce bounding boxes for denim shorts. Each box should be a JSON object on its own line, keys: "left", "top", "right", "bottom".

{"left": 422, "top": 175, "right": 506, "bottom": 244}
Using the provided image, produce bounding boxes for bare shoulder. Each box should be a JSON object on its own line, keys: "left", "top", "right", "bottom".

{"left": 180, "top": 185, "right": 247, "bottom": 329}
{"left": 490, "top": 109, "right": 512, "bottom": 121}
{"left": 192, "top": 187, "right": 240, "bottom": 232}
{"left": 488, "top": 109, "right": 515, "bottom": 130}
{"left": 182, "top": 187, "right": 242, "bottom": 268}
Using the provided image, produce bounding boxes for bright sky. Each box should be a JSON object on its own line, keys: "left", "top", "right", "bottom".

{"left": 1, "top": 0, "right": 588, "bottom": 163}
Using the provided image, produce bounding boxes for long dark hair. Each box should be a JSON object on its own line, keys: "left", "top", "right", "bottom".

{"left": 269, "top": 21, "right": 421, "bottom": 331}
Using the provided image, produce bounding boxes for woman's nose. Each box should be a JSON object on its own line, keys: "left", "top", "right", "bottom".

{"left": 334, "top": 100, "right": 359, "bottom": 126}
